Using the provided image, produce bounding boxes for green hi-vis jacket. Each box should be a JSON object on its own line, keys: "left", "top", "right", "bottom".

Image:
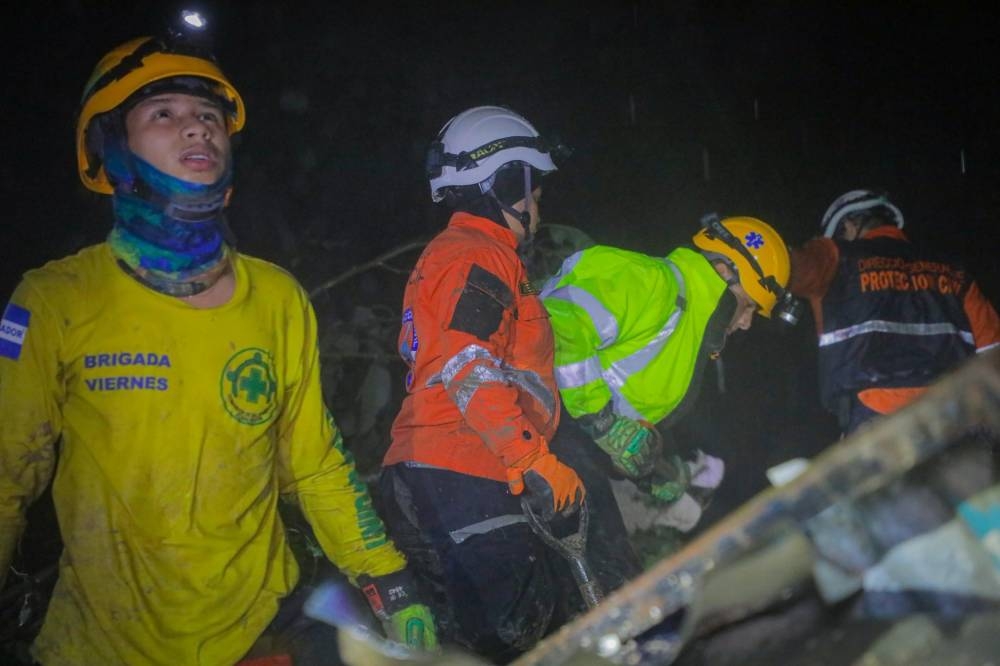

{"left": 541, "top": 246, "right": 730, "bottom": 425}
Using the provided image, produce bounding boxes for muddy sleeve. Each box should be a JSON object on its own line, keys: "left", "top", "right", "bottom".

{"left": 0, "top": 282, "right": 63, "bottom": 588}
{"left": 439, "top": 259, "right": 549, "bottom": 467}
{"left": 273, "top": 288, "right": 406, "bottom": 581}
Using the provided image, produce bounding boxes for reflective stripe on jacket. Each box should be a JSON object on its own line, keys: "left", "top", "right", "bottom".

{"left": 384, "top": 213, "right": 559, "bottom": 482}
{"left": 790, "top": 227, "right": 1000, "bottom": 413}
{"left": 541, "top": 246, "right": 728, "bottom": 424}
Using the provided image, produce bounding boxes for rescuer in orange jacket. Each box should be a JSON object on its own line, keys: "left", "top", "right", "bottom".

{"left": 380, "top": 106, "right": 614, "bottom": 661}
{"left": 383, "top": 209, "right": 563, "bottom": 482}
{"left": 383, "top": 106, "right": 578, "bottom": 506}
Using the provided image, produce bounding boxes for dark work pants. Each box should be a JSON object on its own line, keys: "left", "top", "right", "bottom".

{"left": 379, "top": 411, "right": 641, "bottom": 664}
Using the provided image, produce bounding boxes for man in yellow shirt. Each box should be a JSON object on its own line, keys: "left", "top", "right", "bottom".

{"left": 0, "top": 11, "right": 434, "bottom": 665}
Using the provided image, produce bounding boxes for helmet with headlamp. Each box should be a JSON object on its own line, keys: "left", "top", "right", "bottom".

{"left": 692, "top": 214, "right": 800, "bottom": 324}
{"left": 76, "top": 10, "right": 246, "bottom": 194}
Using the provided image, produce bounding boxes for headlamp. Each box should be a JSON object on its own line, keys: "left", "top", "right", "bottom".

{"left": 181, "top": 10, "right": 207, "bottom": 30}
{"left": 164, "top": 9, "right": 215, "bottom": 58}
{"left": 773, "top": 290, "right": 804, "bottom": 327}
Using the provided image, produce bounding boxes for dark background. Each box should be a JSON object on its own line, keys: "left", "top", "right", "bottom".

{"left": 3, "top": 0, "right": 999, "bottom": 572}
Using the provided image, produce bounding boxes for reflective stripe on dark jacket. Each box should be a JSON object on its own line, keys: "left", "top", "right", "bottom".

{"left": 791, "top": 227, "right": 1000, "bottom": 412}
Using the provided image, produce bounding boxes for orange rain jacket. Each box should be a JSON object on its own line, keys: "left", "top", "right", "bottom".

{"left": 790, "top": 226, "right": 1000, "bottom": 414}
{"left": 384, "top": 212, "right": 560, "bottom": 482}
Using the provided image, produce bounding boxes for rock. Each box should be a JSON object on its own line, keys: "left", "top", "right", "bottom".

{"left": 850, "top": 615, "right": 943, "bottom": 666}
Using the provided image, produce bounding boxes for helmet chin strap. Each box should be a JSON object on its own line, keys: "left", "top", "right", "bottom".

{"left": 487, "top": 165, "right": 534, "bottom": 246}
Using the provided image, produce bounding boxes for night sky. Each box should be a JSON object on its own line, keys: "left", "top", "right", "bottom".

{"left": 3, "top": 0, "right": 999, "bottom": 540}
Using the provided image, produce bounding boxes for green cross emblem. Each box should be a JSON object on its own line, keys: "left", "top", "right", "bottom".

{"left": 221, "top": 348, "right": 278, "bottom": 425}
{"left": 239, "top": 366, "right": 274, "bottom": 403}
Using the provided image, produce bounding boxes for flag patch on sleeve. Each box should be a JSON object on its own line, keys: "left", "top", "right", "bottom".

{"left": 0, "top": 303, "right": 30, "bottom": 360}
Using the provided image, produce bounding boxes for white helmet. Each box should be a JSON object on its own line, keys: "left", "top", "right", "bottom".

{"left": 820, "top": 189, "right": 904, "bottom": 238}
{"left": 426, "top": 106, "right": 558, "bottom": 203}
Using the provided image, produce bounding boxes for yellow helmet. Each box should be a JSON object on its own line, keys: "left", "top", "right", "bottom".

{"left": 76, "top": 31, "right": 246, "bottom": 194}
{"left": 692, "top": 215, "right": 791, "bottom": 318}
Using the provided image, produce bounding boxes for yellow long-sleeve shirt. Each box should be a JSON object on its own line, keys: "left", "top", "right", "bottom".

{"left": 0, "top": 243, "right": 404, "bottom": 665}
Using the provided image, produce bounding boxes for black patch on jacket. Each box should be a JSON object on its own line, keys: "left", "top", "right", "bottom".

{"left": 449, "top": 264, "right": 514, "bottom": 340}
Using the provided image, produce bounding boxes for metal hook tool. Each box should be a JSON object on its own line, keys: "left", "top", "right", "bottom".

{"left": 521, "top": 498, "right": 604, "bottom": 609}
